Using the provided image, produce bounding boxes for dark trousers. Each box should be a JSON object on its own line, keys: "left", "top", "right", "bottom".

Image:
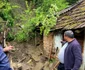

{"left": 58, "top": 63, "right": 65, "bottom": 70}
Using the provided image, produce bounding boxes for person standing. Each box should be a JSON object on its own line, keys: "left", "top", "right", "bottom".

{"left": 57, "top": 41, "right": 68, "bottom": 70}
{"left": 0, "top": 32, "right": 13, "bottom": 70}
{"left": 64, "top": 30, "right": 82, "bottom": 70}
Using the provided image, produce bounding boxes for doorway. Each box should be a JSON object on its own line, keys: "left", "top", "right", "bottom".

{"left": 74, "top": 30, "right": 84, "bottom": 53}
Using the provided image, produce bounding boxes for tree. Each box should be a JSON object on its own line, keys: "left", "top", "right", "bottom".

{"left": 0, "top": 0, "right": 78, "bottom": 42}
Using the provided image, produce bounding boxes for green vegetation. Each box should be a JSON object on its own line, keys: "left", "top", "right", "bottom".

{"left": 66, "top": 0, "right": 78, "bottom": 5}
{"left": 0, "top": 0, "right": 19, "bottom": 27}
{"left": 15, "top": 0, "right": 68, "bottom": 42}
{"left": 0, "top": 0, "right": 79, "bottom": 42}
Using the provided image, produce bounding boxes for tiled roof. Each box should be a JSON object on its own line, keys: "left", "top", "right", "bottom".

{"left": 55, "top": 0, "right": 85, "bottom": 30}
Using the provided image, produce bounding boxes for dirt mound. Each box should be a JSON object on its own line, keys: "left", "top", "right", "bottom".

{"left": 9, "top": 38, "right": 58, "bottom": 70}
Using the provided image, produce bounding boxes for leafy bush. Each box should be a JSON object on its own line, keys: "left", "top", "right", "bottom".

{"left": 0, "top": 0, "right": 78, "bottom": 42}
{"left": 66, "top": 0, "right": 78, "bottom": 5}
{"left": 0, "top": 0, "right": 19, "bottom": 27}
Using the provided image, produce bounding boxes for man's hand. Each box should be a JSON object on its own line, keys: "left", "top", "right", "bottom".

{"left": 3, "top": 46, "right": 13, "bottom": 52}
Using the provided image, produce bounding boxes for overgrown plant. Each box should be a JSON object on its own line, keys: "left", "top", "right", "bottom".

{"left": 15, "top": 1, "right": 59, "bottom": 42}
{"left": 0, "top": 0, "right": 79, "bottom": 42}
{"left": 0, "top": 0, "right": 19, "bottom": 27}
{"left": 66, "top": 0, "right": 78, "bottom": 5}
{"left": 0, "top": 0, "right": 19, "bottom": 41}
{"left": 13, "top": 0, "right": 71, "bottom": 42}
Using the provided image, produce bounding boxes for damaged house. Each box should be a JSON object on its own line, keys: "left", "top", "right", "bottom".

{"left": 43, "top": 0, "right": 85, "bottom": 70}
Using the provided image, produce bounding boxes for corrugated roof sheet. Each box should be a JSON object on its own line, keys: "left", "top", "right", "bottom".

{"left": 55, "top": 0, "right": 85, "bottom": 30}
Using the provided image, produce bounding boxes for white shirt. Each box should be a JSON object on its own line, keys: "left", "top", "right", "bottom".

{"left": 58, "top": 43, "right": 68, "bottom": 63}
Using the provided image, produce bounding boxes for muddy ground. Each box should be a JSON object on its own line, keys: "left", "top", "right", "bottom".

{"left": 9, "top": 40, "right": 58, "bottom": 70}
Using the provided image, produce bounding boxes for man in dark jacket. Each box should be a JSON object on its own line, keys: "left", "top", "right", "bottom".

{"left": 64, "top": 30, "right": 82, "bottom": 70}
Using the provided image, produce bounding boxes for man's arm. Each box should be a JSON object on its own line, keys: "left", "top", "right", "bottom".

{"left": 72, "top": 45, "right": 82, "bottom": 70}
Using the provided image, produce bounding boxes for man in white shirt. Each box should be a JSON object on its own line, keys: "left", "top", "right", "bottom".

{"left": 57, "top": 41, "right": 68, "bottom": 70}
